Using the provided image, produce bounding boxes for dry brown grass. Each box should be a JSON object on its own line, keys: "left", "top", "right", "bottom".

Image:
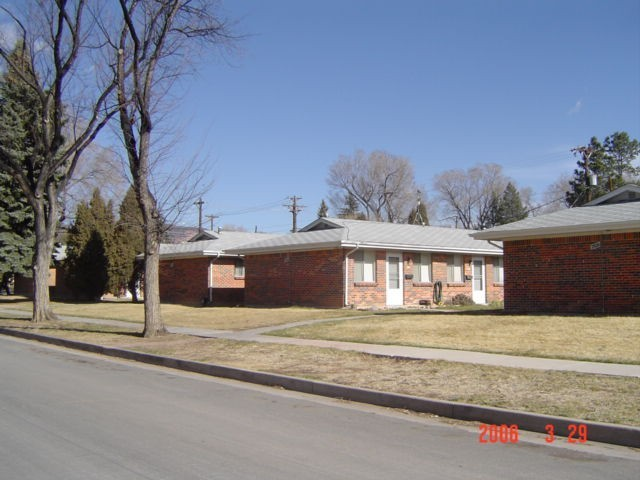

{"left": 271, "top": 312, "right": 640, "bottom": 364}
{"left": 1, "top": 317, "right": 638, "bottom": 427}
{"left": 0, "top": 297, "right": 368, "bottom": 330}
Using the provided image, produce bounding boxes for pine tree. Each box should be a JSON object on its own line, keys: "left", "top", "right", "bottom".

{"left": 407, "top": 196, "right": 429, "bottom": 226}
{"left": 0, "top": 43, "right": 38, "bottom": 279}
{"left": 338, "top": 193, "right": 366, "bottom": 220}
{"left": 602, "top": 132, "right": 640, "bottom": 188}
{"left": 0, "top": 172, "right": 34, "bottom": 276}
{"left": 65, "top": 189, "right": 116, "bottom": 300}
{"left": 566, "top": 132, "right": 639, "bottom": 206}
{"left": 113, "top": 187, "right": 145, "bottom": 299}
{"left": 491, "top": 183, "right": 527, "bottom": 226}
{"left": 317, "top": 199, "right": 329, "bottom": 218}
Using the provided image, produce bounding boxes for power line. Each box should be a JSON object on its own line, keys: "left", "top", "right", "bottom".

{"left": 211, "top": 198, "right": 287, "bottom": 217}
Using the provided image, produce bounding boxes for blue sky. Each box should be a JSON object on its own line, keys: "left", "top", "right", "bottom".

{"left": 39, "top": 1, "right": 640, "bottom": 232}
{"left": 177, "top": 0, "right": 640, "bottom": 232}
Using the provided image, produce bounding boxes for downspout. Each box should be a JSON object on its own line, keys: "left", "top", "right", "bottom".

{"left": 208, "top": 253, "right": 221, "bottom": 304}
{"left": 344, "top": 244, "right": 360, "bottom": 307}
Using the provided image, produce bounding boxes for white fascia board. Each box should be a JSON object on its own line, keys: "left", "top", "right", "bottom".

{"left": 471, "top": 221, "right": 640, "bottom": 241}
{"left": 345, "top": 241, "right": 502, "bottom": 256}
{"left": 232, "top": 241, "right": 343, "bottom": 256}
{"left": 236, "top": 241, "right": 501, "bottom": 256}
{"left": 159, "top": 250, "right": 231, "bottom": 260}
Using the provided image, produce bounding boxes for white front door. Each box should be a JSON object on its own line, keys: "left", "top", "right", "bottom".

{"left": 471, "top": 257, "right": 486, "bottom": 304}
{"left": 386, "top": 253, "right": 403, "bottom": 306}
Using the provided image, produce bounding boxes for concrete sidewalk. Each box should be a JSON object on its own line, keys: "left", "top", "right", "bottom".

{"left": 1, "top": 307, "right": 639, "bottom": 377}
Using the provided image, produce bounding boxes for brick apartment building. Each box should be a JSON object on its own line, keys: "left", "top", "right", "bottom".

{"left": 158, "top": 230, "right": 277, "bottom": 305}
{"left": 227, "top": 217, "right": 503, "bottom": 309}
{"left": 472, "top": 185, "right": 640, "bottom": 314}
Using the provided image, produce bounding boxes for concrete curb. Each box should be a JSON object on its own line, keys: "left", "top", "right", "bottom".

{"left": 2, "top": 327, "right": 638, "bottom": 449}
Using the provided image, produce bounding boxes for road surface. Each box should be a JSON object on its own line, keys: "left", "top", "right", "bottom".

{"left": 0, "top": 335, "right": 637, "bottom": 479}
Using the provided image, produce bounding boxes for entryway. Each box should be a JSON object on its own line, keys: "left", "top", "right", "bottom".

{"left": 386, "top": 253, "right": 403, "bottom": 306}
{"left": 471, "top": 257, "right": 486, "bottom": 304}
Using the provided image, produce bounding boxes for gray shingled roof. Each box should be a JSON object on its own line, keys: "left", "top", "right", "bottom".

{"left": 158, "top": 231, "right": 279, "bottom": 259}
{"left": 226, "top": 218, "right": 502, "bottom": 255}
{"left": 471, "top": 202, "right": 640, "bottom": 241}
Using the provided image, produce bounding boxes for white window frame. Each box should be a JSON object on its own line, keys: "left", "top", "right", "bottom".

{"left": 234, "top": 258, "right": 245, "bottom": 278}
{"left": 447, "top": 254, "right": 463, "bottom": 283}
{"left": 354, "top": 250, "right": 376, "bottom": 282}
{"left": 415, "top": 252, "right": 432, "bottom": 283}
{"left": 493, "top": 257, "right": 504, "bottom": 283}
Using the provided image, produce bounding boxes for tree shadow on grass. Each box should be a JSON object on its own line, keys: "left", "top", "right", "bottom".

{"left": 0, "top": 316, "right": 143, "bottom": 338}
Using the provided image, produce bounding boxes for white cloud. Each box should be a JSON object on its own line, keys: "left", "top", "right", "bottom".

{"left": 567, "top": 98, "right": 583, "bottom": 115}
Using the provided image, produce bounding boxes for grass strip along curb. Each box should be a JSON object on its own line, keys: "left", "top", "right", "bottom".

{"left": 3, "top": 327, "right": 639, "bottom": 449}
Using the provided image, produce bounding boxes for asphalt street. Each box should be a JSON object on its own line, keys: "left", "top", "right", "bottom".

{"left": 1, "top": 336, "right": 638, "bottom": 480}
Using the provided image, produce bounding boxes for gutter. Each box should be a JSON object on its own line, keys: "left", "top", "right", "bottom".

{"left": 471, "top": 222, "right": 640, "bottom": 242}
{"left": 207, "top": 253, "right": 221, "bottom": 304}
{"left": 344, "top": 244, "right": 360, "bottom": 307}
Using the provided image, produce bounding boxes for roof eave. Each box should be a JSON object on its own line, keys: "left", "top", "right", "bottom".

{"left": 227, "top": 240, "right": 501, "bottom": 256}
{"left": 351, "top": 241, "right": 501, "bottom": 255}
{"left": 229, "top": 241, "right": 344, "bottom": 255}
{"left": 471, "top": 221, "right": 640, "bottom": 241}
{"left": 158, "top": 250, "right": 241, "bottom": 260}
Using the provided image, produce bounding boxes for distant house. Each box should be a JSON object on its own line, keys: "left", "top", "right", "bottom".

{"left": 226, "top": 217, "right": 503, "bottom": 309}
{"left": 158, "top": 230, "right": 278, "bottom": 305}
{"left": 471, "top": 185, "right": 640, "bottom": 314}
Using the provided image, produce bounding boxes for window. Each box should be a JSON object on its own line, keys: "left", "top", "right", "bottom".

{"left": 354, "top": 250, "right": 376, "bottom": 282}
{"left": 447, "top": 255, "right": 463, "bottom": 283}
{"left": 493, "top": 257, "right": 504, "bottom": 283}
{"left": 415, "top": 253, "right": 432, "bottom": 283}
{"left": 234, "top": 258, "right": 245, "bottom": 278}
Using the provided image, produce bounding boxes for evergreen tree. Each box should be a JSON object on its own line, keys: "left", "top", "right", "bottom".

{"left": 0, "top": 173, "right": 34, "bottom": 277}
{"left": 407, "top": 196, "right": 429, "bottom": 226}
{"left": 113, "top": 187, "right": 145, "bottom": 299}
{"left": 65, "top": 189, "right": 116, "bottom": 300}
{"left": 317, "top": 199, "right": 329, "bottom": 218}
{"left": 338, "top": 193, "right": 366, "bottom": 220}
{"left": 491, "top": 182, "right": 528, "bottom": 226}
{"left": 566, "top": 132, "right": 639, "bottom": 206}
{"left": 602, "top": 132, "right": 640, "bottom": 188}
{"left": 0, "top": 43, "right": 38, "bottom": 279}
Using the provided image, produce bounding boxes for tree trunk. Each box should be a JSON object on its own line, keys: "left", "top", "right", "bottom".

{"left": 142, "top": 231, "right": 165, "bottom": 337}
{"left": 31, "top": 199, "right": 59, "bottom": 323}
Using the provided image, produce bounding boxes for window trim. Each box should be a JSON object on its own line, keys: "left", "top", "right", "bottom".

{"left": 415, "top": 252, "right": 432, "bottom": 283}
{"left": 354, "top": 250, "right": 376, "bottom": 283}
{"left": 447, "top": 254, "right": 464, "bottom": 283}
{"left": 234, "top": 258, "right": 245, "bottom": 278}
{"left": 493, "top": 256, "right": 504, "bottom": 284}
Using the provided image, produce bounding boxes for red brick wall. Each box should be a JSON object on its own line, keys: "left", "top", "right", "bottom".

{"left": 244, "top": 249, "right": 503, "bottom": 309}
{"left": 347, "top": 251, "right": 503, "bottom": 308}
{"left": 244, "top": 249, "right": 345, "bottom": 308}
{"left": 504, "top": 232, "right": 640, "bottom": 314}
{"left": 159, "top": 257, "right": 244, "bottom": 306}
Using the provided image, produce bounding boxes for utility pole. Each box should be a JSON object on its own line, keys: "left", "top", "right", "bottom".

{"left": 205, "top": 214, "right": 218, "bottom": 231}
{"left": 284, "top": 195, "right": 305, "bottom": 232}
{"left": 194, "top": 198, "right": 204, "bottom": 232}
{"left": 571, "top": 146, "right": 597, "bottom": 203}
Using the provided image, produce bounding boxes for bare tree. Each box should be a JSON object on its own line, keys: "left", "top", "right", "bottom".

{"left": 433, "top": 163, "right": 511, "bottom": 229}
{"left": 108, "top": 0, "right": 234, "bottom": 337}
{"left": 327, "top": 150, "right": 419, "bottom": 222}
{"left": 0, "top": 1, "right": 116, "bottom": 322}
{"left": 534, "top": 174, "right": 572, "bottom": 215}
{"left": 61, "top": 143, "right": 129, "bottom": 219}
